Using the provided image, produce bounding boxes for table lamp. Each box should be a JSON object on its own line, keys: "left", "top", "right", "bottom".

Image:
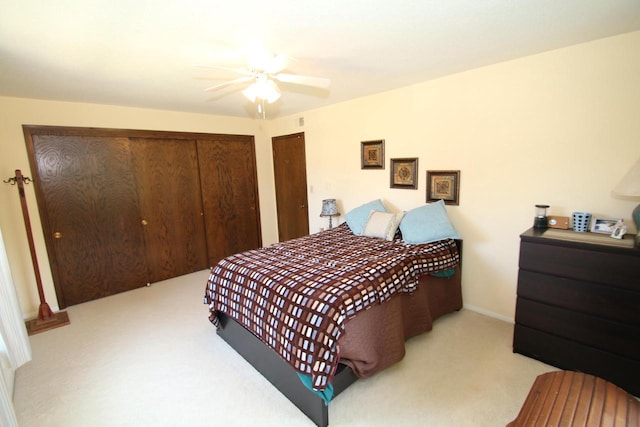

{"left": 612, "top": 157, "right": 640, "bottom": 247}
{"left": 320, "top": 199, "right": 340, "bottom": 229}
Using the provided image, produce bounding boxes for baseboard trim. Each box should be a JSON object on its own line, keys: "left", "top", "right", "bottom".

{"left": 463, "top": 304, "right": 514, "bottom": 324}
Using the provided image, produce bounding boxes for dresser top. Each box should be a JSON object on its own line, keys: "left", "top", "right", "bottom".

{"left": 520, "top": 227, "right": 639, "bottom": 255}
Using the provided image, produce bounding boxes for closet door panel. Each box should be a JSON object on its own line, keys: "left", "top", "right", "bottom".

{"left": 25, "top": 126, "right": 259, "bottom": 308}
{"left": 197, "top": 136, "right": 262, "bottom": 266}
{"left": 130, "top": 138, "right": 208, "bottom": 282}
{"left": 29, "top": 134, "right": 149, "bottom": 307}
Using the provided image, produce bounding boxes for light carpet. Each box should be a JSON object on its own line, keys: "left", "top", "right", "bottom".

{"left": 13, "top": 270, "right": 554, "bottom": 426}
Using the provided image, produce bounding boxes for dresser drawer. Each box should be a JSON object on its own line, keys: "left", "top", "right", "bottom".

{"left": 513, "top": 324, "right": 640, "bottom": 396}
{"left": 515, "top": 298, "right": 640, "bottom": 359}
{"left": 517, "top": 270, "right": 639, "bottom": 325}
{"left": 519, "top": 241, "right": 639, "bottom": 291}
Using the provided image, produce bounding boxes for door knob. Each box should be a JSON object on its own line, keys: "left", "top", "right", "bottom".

{"left": 300, "top": 204, "right": 306, "bottom": 208}
{"left": 141, "top": 219, "right": 148, "bottom": 226}
{"left": 53, "top": 232, "right": 62, "bottom": 239}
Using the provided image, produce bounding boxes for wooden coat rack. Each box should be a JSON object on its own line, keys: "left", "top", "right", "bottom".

{"left": 3, "top": 169, "right": 69, "bottom": 335}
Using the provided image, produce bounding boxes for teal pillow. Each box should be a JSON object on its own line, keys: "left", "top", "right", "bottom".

{"left": 345, "top": 199, "right": 388, "bottom": 235}
{"left": 400, "top": 200, "right": 460, "bottom": 244}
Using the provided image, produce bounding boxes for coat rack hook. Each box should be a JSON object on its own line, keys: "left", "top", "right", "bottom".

{"left": 3, "top": 175, "right": 32, "bottom": 185}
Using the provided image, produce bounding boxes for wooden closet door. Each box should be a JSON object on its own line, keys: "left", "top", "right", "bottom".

{"left": 130, "top": 138, "right": 208, "bottom": 282}
{"left": 197, "top": 136, "right": 262, "bottom": 266}
{"left": 27, "top": 133, "right": 149, "bottom": 307}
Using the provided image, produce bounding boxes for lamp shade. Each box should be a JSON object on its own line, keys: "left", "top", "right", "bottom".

{"left": 613, "top": 157, "right": 640, "bottom": 197}
{"left": 320, "top": 199, "right": 339, "bottom": 217}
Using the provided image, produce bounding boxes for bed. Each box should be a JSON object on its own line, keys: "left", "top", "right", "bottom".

{"left": 204, "top": 202, "right": 462, "bottom": 426}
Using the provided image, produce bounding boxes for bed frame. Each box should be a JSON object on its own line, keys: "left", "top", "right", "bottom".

{"left": 216, "top": 239, "right": 463, "bottom": 427}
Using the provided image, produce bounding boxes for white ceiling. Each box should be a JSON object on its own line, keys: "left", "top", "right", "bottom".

{"left": 2, "top": 1, "right": 640, "bottom": 119}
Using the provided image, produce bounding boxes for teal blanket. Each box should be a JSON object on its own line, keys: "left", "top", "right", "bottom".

{"left": 296, "top": 373, "right": 334, "bottom": 405}
{"left": 431, "top": 268, "right": 455, "bottom": 278}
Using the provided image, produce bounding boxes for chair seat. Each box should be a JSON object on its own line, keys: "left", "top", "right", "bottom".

{"left": 507, "top": 371, "right": 639, "bottom": 426}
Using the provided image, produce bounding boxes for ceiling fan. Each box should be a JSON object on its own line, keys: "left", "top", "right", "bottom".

{"left": 196, "top": 49, "right": 330, "bottom": 116}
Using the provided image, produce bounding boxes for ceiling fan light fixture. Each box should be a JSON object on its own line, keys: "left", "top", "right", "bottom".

{"left": 242, "top": 84, "right": 258, "bottom": 103}
{"left": 198, "top": 47, "right": 328, "bottom": 115}
{"left": 263, "top": 80, "right": 281, "bottom": 103}
{"left": 242, "top": 76, "right": 281, "bottom": 104}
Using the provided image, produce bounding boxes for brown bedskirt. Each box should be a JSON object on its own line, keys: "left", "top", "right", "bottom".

{"left": 339, "top": 267, "right": 462, "bottom": 378}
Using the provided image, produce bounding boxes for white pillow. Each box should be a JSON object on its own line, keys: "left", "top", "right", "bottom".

{"left": 362, "top": 210, "right": 404, "bottom": 241}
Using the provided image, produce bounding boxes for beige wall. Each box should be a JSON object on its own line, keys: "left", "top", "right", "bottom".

{"left": 0, "top": 98, "right": 278, "bottom": 317}
{"left": 1, "top": 31, "right": 638, "bottom": 322}
{"left": 269, "top": 31, "right": 640, "bottom": 321}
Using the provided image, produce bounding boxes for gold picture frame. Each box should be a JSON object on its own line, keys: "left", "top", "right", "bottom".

{"left": 390, "top": 158, "right": 418, "bottom": 189}
{"left": 426, "top": 170, "right": 460, "bottom": 205}
{"left": 361, "top": 140, "right": 385, "bottom": 169}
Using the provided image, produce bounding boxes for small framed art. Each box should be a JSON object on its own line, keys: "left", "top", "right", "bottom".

{"left": 426, "top": 170, "right": 460, "bottom": 205}
{"left": 361, "top": 140, "right": 385, "bottom": 169}
{"left": 390, "top": 158, "right": 418, "bottom": 189}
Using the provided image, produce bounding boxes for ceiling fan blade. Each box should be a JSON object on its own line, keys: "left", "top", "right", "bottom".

{"left": 203, "top": 76, "right": 254, "bottom": 92}
{"left": 274, "top": 73, "right": 330, "bottom": 88}
{"left": 194, "top": 64, "right": 254, "bottom": 76}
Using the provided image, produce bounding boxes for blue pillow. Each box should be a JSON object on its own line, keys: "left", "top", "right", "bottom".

{"left": 399, "top": 200, "right": 460, "bottom": 244}
{"left": 345, "top": 199, "right": 388, "bottom": 235}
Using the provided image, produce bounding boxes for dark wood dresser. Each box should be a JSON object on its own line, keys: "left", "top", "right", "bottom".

{"left": 513, "top": 227, "right": 640, "bottom": 396}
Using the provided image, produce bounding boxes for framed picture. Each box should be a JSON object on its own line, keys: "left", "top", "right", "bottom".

{"left": 590, "top": 217, "right": 621, "bottom": 234}
{"left": 390, "top": 158, "right": 418, "bottom": 189}
{"left": 426, "top": 170, "right": 460, "bottom": 205}
{"left": 361, "top": 140, "right": 385, "bottom": 169}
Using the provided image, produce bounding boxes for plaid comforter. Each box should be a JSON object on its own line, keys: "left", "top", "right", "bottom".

{"left": 204, "top": 223, "right": 459, "bottom": 390}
